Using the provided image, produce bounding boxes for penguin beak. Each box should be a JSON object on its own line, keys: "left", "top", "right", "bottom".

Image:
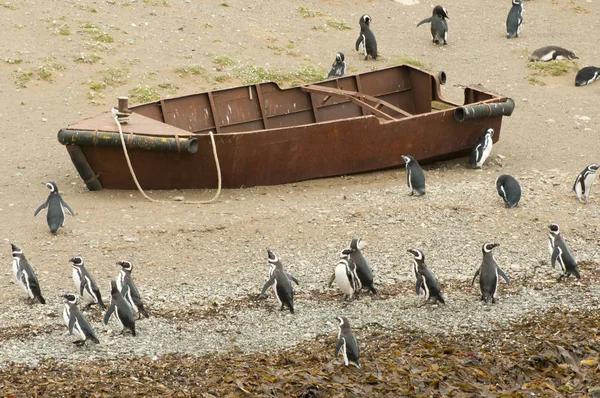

{"left": 68, "top": 257, "right": 75, "bottom": 263}
{"left": 492, "top": 243, "right": 500, "bottom": 248}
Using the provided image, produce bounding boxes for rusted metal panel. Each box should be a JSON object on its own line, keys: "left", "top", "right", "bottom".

{"left": 58, "top": 64, "right": 514, "bottom": 190}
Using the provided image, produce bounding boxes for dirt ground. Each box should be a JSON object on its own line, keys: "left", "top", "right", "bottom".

{"left": 0, "top": 0, "right": 599, "bottom": 396}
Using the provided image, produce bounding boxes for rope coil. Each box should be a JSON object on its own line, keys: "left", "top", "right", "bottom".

{"left": 112, "top": 108, "right": 222, "bottom": 204}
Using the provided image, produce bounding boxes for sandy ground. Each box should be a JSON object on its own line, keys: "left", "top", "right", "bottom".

{"left": 0, "top": 0, "right": 599, "bottom": 395}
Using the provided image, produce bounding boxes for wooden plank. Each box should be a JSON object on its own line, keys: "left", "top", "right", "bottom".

{"left": 207, "top": 92, "right": 221, "bottom": 133}
{"left": 254, "top": 85, "right": 269, "bottom": 129}
{"left": 308, "top": 92, "right": 320, "bottom": 123}
{"left": 301, "top": 85, "right": 412, "bottom": 118}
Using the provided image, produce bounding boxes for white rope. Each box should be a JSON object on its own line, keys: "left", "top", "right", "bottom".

{"left": 112, "top": 108, "right": 222, "bottom": 204}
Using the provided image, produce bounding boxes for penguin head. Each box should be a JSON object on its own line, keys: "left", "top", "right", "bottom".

{"left": 10, "top": 242, "right": 22, "bottom": 254}
{"left": 117, "top": 260, "right": 133, "bottom": 272}
{"left": 69, "top": 255, "right": 84, "bottom": 267}
{"left": 512, "top": 0, "right": 522, "bottom": 5}
{"left": 360, "top": 14, "right": 371, "bottom": 27}
{"left": 484, "top": 128, "right": 494, "bottom": 138}
{"left": 565, "top": 50, "right": 579, "bottom": 61}
{"left": 266, "top": 248, "right": 279, "bottom": 263}
{"left": 336, "top": 52, "right": 345, "bottom": 63}
{"left": 336, "top": 316, "right": 350, "bottom": 328}
{"left": 407, "top": 248, "right": 425, "bottom": 261}
{"left": 340, "top": 248, "right": 354, "bottom": 258}
{"left": 482, "top": 242, "right": 500, "bottom": 253}
{"left": 44, "top": 182, "right": 58, "bottom": 194}
{"left": 401, "top": 155, "right": 414, "bottom": 165}
{"left": 548, "top": 223, "right": 560, "bottom": 235}
{"left": 433, "top": 5, "right": 449, "bottom": 19}
{"left": 63, "top": 293, "right": 77, "bottom": 304}
{"left": 350, "top": 238, "right": 365, "bottom": 250}
{"left": 589, "top": 164, "right": 600, "bottom": 172}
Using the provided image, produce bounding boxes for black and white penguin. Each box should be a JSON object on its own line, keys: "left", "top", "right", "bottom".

{"left": 471, "top": 243, "right": 510, "bottom": 304}
{"left": 528, "top": 46, "right": 578, "bottom": 62}
{"left": 548, "top": 223, "right": 580, "bottom": 280}
{"left": 334, "top": 249, "right": 362, "bottom": 300}
{"left": 575, "top": 66, "right": 600, "bottom": 87}
{"left": 355, "top": 15, "right": 377, "bottom": 60}
{"left": 260, "top": 248, "right": 295, "bottom": 313}
{"left": 417, "top": 5, "right": 449, "bottom": 45}
{"left": 69, "top": 255, "right": 106, "bottom": 310}
{"left": 10, "top": 243, "right": 45, "bottom": 304}
{"left": 104, "top": 280, "right": 136, "bottom": 336}
{"left": 34, "top": 182, "right": 75, "bottom": 233}
{"left": 116, "top": 260, "right": 149, "bottom": 319}
{"left": 407, "top": 249, "right": 445, "bottom": 304}
{"left": 327, "top": 52, "right": 347, "bottom": 78}
{"left": 572, "top": 163, "right": 599, "bottom": 204}
{"left": 401, "top": 155, "right": 426, "bottom": 196}
{"left": 334, "top": 316, "right": 362, "bottom": 369}
{"left": 347, "top": 238, "right": 376, "bottom": 294}
{"left": 496, "top": 175, "right": 522, "bottom": 208}
{"left": 62, "top": 293, "right": 100, "bottom": 346}
{"left": 506, "top": 0, "right": 523, "bottom": 39}
{"left": 467, "top": 128, "right": 494, "bottom": 169}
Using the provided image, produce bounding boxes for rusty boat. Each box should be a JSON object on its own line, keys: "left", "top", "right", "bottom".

{"left": 57, "top": 64, "right": 514, "bottom": 191}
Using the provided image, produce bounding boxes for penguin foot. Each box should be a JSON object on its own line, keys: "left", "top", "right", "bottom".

{"left": 73, "top": 340, "right": 86, "bottom": 347}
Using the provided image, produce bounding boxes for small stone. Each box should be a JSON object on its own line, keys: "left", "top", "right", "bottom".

{"left": 173, "top": 196, "right": 184, "bottom": 201}
{"left": 124, "top": 237, "right": 138, "bottom": 242}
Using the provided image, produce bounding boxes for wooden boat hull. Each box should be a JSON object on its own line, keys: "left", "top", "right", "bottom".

{"left": 58, "top": 65, "right": 514, "bottom": 190}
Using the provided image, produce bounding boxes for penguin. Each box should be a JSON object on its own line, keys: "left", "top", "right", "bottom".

{"left": 575, "top": 66, "right": 600, "bottom": 87}
{"left": 260, "top": 248, "right": 295, "bottom": 313}
{"left": 10, "top": 243, "right": 45, "bottom": 304}
{"left": 528, "top": 46, "right": 578, "bottom": 62}
{"left": 34, "top": 182, "right": 75, "bottom": 233}
{"left": 69, "top": 255, "right": 106, "bottom": 310}
{"left": 471, "top": 243, "right": 510, "bottom": 304}
{"left": 417, "top": 5, "right": 449, "bottom": 45}
{"left": 116, "top": 260, "right": 149, "bottom": 319}
{"left": 327, "top": 52, "right": 346, "bottom": 78}
{"left": 333, "top": 249, "right": 362, "bottom": 300}
{"left": 263, "top": 254, "right": 300, "bottom": 288}
{"left": 355, "top": 15, "right": 377, "bottom": 60}
{"left": 401, "top": 155, "right": 426, "bottom": 196}
{"left": 334, "top": 316, "right": 362, "bottom": 369}
{"left": 407, "top": 249, "right": 445, "bottom": 304}
{"left": 104, "top": 280, "right": 136, "bottom": 336}
{"left": 467, "top": 128, "right": 494, "bottom": 169}
{"left": 496, "top": 175, "right": 522, "bottom": 208}
{"left": 572, "top": 164, "right": 599, "bottom": 204}
{"left": 62, "top": 293, "right": 100, "bottom": 346}
{"left": 346, "top": 238, "right": 376, "bottom": 294}
{"left": 548, "top": 223, "right": 580, "bottom": 280}
{"left": 506, "top": 0, "right": 523, "bottom": 39}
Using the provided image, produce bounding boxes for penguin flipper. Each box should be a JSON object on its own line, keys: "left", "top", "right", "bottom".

{"left": 415, "top": 275, "right": 424, "bottom": 295}
{"left": 497, "top": 267, "right": 510, "bottom": 284}
{"left": 103, "top": 304, "right": 115, "bottom": 325}
{"left": 287, "top": 273, "right": 300, "bottom": 286}
{"left": 61, "top": 199, "right": 75, "bottom": 217}
{"left": 471, "top": 268, "right": 480, "bottom": 286}
{"left": 417, "top": 17, "right": 432, "bottom": 27}
{"left": 551, "top": 247, "right": 560, "bottom": 269}
{"left": 68, "top": 315, "right": 76, "bottom": 334}
{"left": 34, "top": 200, "right": 49, "bottom": 216}
{"left": 328, "top": 272, "right": 336, "bottom": 288}
{"left": 355, "top": 36, "right": 363, "bottom": 52}
{"left": 94, "top": 289, "right": 107, "bottom": 309}
{"left": 334, "top": 337, "right": 344, "bottom": 358}
{"left": 79, "top": 277, "right": 88, "bottom": 296}
{"left": 260, "top": 277, "right": 275, "bottom": 296}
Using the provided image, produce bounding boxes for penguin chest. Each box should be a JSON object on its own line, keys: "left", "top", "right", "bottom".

{"left": 582, "top": 172, "right": 598, "bottom": 194}
{"left": 479, "top": 137, "right": 493, "bottom": 166}
{"left": 335, "top": 263, "right": 355, "bottom": 296}
{"left": 47, "top": 196, "right": 66, "bottom": 229}
{"left": 63, "top": 305, "right": 71, "bottom": 328}
{"left": 12, "top": 258, "right": 20, "bottom": 283}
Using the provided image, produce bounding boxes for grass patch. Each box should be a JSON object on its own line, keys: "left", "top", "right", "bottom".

{"left": 0, "top": 2, "right": 16, "bottom": 9}
{"left": 527, "top": 76, "right": 547, "bottom": 86}
{"left": 4, "top": 57, "right": 23, "bottom": 64}
{"left": 37, "top": 58, "right": 67, "bottom": 82}
{"left": 175, "top": 65, "right": 206, "bottom": 77}
{"left": 394, "top": 55, "right": 426, "bottom": 68}
{"left": 234, "top": 65, "right": 326, "bottom": 86}
{"left": 158, "top": 82, "right": 179, "bottom": 94}
{"left": 80, "top": 21, "right": 114, "bottom": 43}
{"left": 57, "top": 24, "right": 70, "bottom": 35}
{"left": 526, "top": 59, "right": 579, "bottom": 77}
{"left": 214, "top": 74, "right": 230, "bottom": 83}
{"left": 73, "top": 53, "right": 102, "bottom": 64}
{"left": 143, "top": 0, "right": 170, "bottom": 5}
{"left": 101, "top": 67, "right": 129, "bottom": 87}
{"left": 219, "top": 2, "right": 229, "bottom": 6}
{"left": 129, "top": 84, "right": 161, "bottom": 103}
{"left": 214, "top": 56, "right": 235, "bottom": 67}
{"left": 297, "top": 6, "right": 321, "bottom": 18}
{"left": 326, "top": 19, "right": 351, "bottom": 30}
{"left": 12, "top": 69, "right": 34, "bottom": 88}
